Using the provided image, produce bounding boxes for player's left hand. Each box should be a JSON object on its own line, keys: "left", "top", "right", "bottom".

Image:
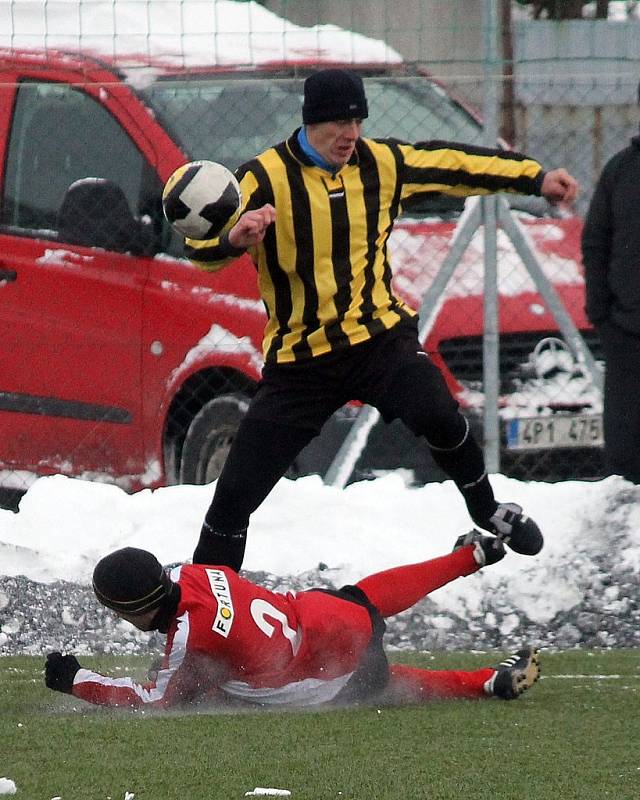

{"left": 45, "top": 651, "right": 81, "bottom": 693}
{"left": 541, "top": 168, "right": 579, "bottom": 204}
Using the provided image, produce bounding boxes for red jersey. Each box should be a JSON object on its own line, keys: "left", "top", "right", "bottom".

{"left": 72, "top": 564, "right": 374, "bottom": 709}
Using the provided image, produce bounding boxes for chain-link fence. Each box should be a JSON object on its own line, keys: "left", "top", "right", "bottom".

{"left": 1, "top": 0, "right": 638, "bottom": 507}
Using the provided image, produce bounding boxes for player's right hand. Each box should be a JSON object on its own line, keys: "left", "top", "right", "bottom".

{"left": 45, "top": 651, "right": 81, "bottom": 693}
{"left": 228, "top": 203, "right": 276, "bottom": 248}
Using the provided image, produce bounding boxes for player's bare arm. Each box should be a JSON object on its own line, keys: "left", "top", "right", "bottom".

{"left": 228, "top": 204, "right": 276, "bottom": 248}
{"left": 540, "top": 168, "right": 579, "bottom": 204}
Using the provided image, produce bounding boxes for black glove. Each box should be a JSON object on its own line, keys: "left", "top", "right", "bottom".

{"left": 45, "top": 652, "right": 82, "bottom": 693}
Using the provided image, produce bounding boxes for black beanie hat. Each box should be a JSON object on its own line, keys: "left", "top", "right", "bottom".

{"left": 302, "top": 69, "right": 368, "bottom": 125}
{"left": 92, "top": 547, "right": 172, "bottom": 615}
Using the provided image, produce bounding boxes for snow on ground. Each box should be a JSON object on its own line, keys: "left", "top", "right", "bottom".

{"left": 0, "top": 778, "right": 17, "bottom": 796}
{"left": 0, "top": 471, "right": 627, "bottom": 595}
{"left": 1, "top": 472, "right": 639, "bottom": 655}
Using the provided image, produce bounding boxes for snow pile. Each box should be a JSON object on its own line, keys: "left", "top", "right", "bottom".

{"left": 0, "top": 779, "right": 17, "bottom": 796}
{"left": 1, "top": 473, "right": 639, "bottom": 654}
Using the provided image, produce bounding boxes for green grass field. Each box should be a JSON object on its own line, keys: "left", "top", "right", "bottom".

{"left": 1, "top": 649, "right": 638, "bottom": 800}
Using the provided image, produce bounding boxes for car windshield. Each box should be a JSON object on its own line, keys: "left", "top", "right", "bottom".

{"left": 139, "top": 73, "right": 485, "bottom": 216}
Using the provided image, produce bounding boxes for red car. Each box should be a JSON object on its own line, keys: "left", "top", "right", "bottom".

{"left": 0, "top": 49, "right": 602, "bottom": 507}
{"left": 391, "top": 212, "right": 602, "bottom": 482}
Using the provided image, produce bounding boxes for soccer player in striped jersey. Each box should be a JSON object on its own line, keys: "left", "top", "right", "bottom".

{"left": 186, "top": 69, "right": 579, "bottom": 572}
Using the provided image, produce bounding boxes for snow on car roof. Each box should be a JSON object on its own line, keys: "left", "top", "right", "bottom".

{"left": 0, "top": 0, "right": 403, "bottom": 68}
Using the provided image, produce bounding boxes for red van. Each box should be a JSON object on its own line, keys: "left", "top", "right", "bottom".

{"left": 0, "top": 49, "right": 601, "bottom": 505}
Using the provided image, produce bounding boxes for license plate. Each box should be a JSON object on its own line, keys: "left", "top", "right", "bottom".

{"left": 506, "top": 414, "right": 603, "bottom": 450}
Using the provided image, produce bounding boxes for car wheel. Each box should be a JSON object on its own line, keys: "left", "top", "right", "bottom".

{"left": 179, "top": 394, "right": 250, "bottom": 485}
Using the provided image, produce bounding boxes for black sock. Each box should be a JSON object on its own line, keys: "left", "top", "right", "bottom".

{"left": 427, "top": 433, "right": 498, "bottom": 527}
{"left": 192, "top": 522, "right": 247, "bottom": 572}
{"left": 457, "top": 475, "right": 499, "bottom": 528}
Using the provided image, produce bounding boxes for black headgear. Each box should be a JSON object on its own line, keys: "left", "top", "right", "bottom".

{"left": 302, "top": 69, "right": 369, "bottom": 125}
{"left": 92, "top": 547, "right": 172, "bottom": 615}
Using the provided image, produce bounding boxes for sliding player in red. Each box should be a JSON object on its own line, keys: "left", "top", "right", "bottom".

{"left": 44, "top": 531, "right": 539, "bottom": 709}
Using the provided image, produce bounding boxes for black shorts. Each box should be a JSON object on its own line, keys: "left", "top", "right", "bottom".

{"left": 315, "top": 584, "right": 389, "bottom": 705}
{"left": 245, "top": 318, "right": 457, "bottom": 436}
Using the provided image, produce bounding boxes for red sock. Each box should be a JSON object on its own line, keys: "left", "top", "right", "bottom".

{"left": 387, "top": 663, "right": 495, "bottom": 701}
{"left": 355, "top": 545, "right": 478, "bottom": 618}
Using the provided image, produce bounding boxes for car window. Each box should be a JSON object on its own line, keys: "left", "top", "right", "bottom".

{"left": 142, "top": 75, "right": 483, "bottom": 165}
{"left": 365, "top": 78, "right": 483, "bottom": 144}
{"left": 141, "top": 78, "right": 303, "bottom": 169}
{"left": 1, "top": 80, "right": 153, "bottom": 246}
{"left": 140, "top": 74, "right": 484, "bottom": 218}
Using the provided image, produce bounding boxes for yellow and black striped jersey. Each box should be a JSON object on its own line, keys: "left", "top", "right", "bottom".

{"left": 186, "top": 130, "right": 544, "bottom": 364}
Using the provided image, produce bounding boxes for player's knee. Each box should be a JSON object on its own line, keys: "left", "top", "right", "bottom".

{"left": 385, "top": 361, "right": 466, "bottom": 447}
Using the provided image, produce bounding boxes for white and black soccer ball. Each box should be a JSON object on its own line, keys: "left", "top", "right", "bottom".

{"left": 162, "top": 160, "right": 242, "bottom": 240}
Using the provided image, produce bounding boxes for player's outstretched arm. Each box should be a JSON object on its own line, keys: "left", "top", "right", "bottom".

{"left": 44, "top": 650, "right": 186, "bottom": 709}
{"left": 45, "top": 650, "right": 152, "bottom": 707}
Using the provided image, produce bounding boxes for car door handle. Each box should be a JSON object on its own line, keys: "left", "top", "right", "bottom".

{"left": 0, "top": 268, "right": 17, "bottom": 282}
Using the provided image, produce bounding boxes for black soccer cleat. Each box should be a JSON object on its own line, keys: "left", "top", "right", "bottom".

{"left": 453, "top": 529, "right": 506, "bottom": 567}
{"left": 486, "top": 503, "right": 544, "bottom": 556}
{"left": 490, "top": 646, "right": 540, "bottom": 700}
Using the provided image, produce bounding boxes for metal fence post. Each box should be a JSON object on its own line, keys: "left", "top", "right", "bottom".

{"left": 482, "top": 0, "right": 501, "bottom": 473}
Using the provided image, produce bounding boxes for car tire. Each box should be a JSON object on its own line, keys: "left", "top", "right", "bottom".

{"left": 179, "top": 393, "right": 250, "bottom": 485}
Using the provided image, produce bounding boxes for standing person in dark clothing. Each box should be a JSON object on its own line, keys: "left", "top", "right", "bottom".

{"left": 582, "top": 96, "right": 640, "bottom": 484}
{"left": 185, "top": 69, "right": 579, "bottom": 571}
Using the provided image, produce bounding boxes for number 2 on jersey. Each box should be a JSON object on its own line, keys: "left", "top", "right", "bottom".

{"left": 250, "top": 598, "right": 301, "bottom": 655}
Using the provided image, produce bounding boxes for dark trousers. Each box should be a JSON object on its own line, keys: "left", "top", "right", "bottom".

{"left": 599, "top": 320, "right": 640, "bottom": 483}
{"left": 318, "top": 585, "right": 389, "bottom": 705}
{"left": 194, "top": 320, "right": 496, "bottom": 568}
